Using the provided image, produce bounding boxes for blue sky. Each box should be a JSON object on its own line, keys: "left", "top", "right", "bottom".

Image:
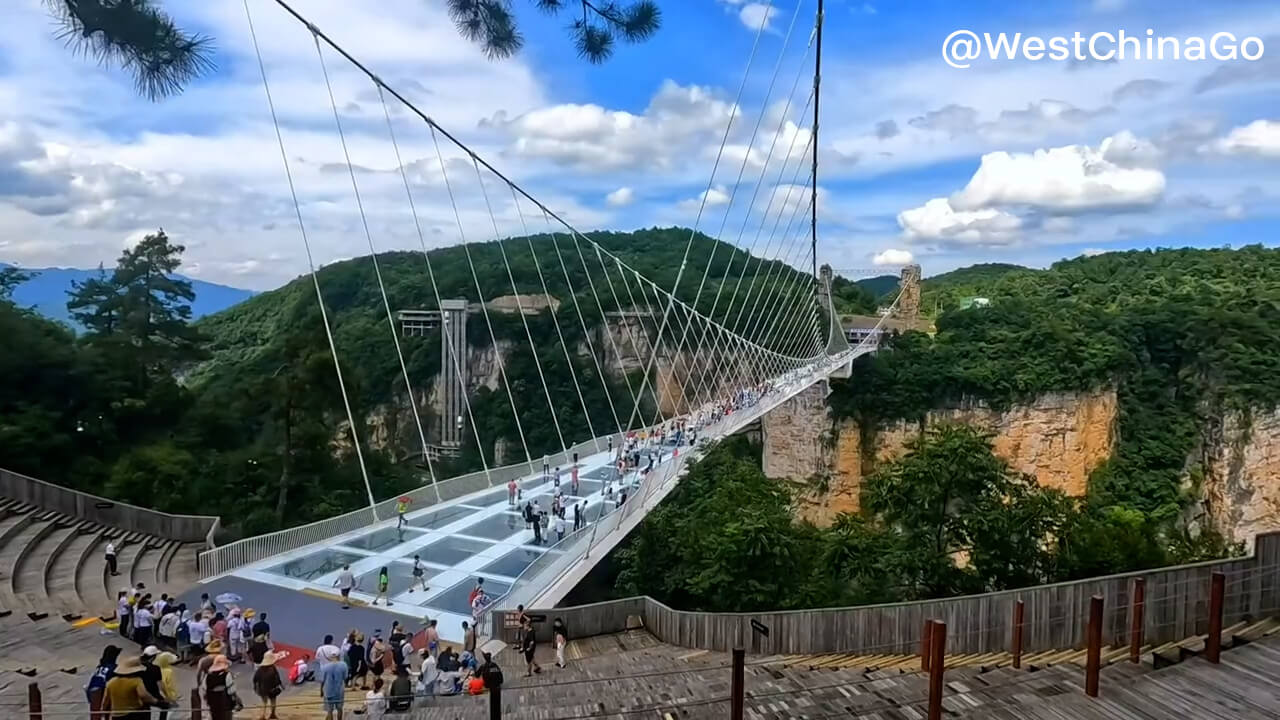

{"left": 0, "top": 0, "right": 1277, "bottom": 289}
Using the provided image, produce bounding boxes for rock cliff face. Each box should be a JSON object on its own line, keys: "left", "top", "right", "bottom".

{"left": 1200, "top": 408, "right": 1280, "bottom": 545}
{"left": 764, "top": 388, "right": 1119, "bottom": 527}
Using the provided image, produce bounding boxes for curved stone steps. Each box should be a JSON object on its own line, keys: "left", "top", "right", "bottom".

{"left": 103, "top": 540, "right": 146, "bottom": 602}
{"left": 45, "top": 528, "right": 98, "bottom": 616}
{"left": 74, "top": 532, "right": 114, "bottom": 618}
{"left": 163, "top": 543, "right": 201, "bottom": 589}
{"left": 128, "top": 539, "right": 166, "bottom": 593}
{"left": 0, "top": 519, "right": 48, "bottom": 614}
{"left": 14, "top": 520, "right": 76, "bottom": 614}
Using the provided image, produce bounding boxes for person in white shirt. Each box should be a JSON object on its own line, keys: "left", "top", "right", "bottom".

{"left": 334, "top": 565, "right": 356, "bottom": 609}
{"left": 131, "top": 603, "right": 154, "bottom": 646}
{"left": 555, "top": 513, "right": 566, "bottom": 542}
{"left": 470, "top": 591, "right": 489, "bottom": 637}
{"left": 315, "top": 634, "right": 341, "bottom": 667}
{"left": 187, "top": 615, "right": 210, "bottom": 655}
{"left": 365, "top": 678, "right": 388, "bottom": 720}
{"left": 104, "top": 541, "right": 118, "bottom": 576}
{"left": 157, "top": 609, "right": 180, "bottom": 651}
{"left": 227, "top": 609, "right": 246, "bottom": 663}
{"left": 116, "top": 591, "right": 131, "bottom": 639}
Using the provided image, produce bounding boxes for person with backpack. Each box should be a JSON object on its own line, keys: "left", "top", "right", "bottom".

{"left": 85, "top": 644, "right": 120, "bottom": 711}
{"left": 204, "top": 654, "right": 239, "bottom": 720}
{"left": 252, "top": 651, "right": 283, "bottom": 720}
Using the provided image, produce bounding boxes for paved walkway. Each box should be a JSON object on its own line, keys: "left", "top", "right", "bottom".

{"left": 179, "top": 438, "right": 674, "bottom": 649}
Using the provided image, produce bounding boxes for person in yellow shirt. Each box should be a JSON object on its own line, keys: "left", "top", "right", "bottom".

{"left": 101, "top": 655, "right": 157, "bottom": 719}
{"left": 155, "top": 652, "right": 181, "bottom": 710}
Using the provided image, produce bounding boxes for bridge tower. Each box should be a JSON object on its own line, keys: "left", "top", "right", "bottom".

{"left": 897, "top": 264, "right": 922, "bottom": 323}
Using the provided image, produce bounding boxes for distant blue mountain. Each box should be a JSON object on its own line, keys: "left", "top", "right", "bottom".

{"left": 2, "top": 264, "right": 255, "bottom": 330}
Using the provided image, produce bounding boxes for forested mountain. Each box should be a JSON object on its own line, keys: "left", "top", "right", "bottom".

{"left": 0, "top": 227, "right": 823, "bottom": 537}
{"left": 608, "top": 245, "right": 1280, "bottom": 612}
{"left": 917, "top": 262, "right": 1032, "bottom": 315}
{"left": 0, "top": 263, "right": 253, "bottom": 329}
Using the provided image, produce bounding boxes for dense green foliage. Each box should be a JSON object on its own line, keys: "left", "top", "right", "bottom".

{"left": 918, "top": 262, "right": 1032, "bottom": 315}
{"left": 617, "top": 426, "right": 1089, "bottom": 610}
{"left": 0, "top": 227, "right": 821, "bottom": 536}
{"left": 832, "top": 246, "right": 1278, "bottom": 575}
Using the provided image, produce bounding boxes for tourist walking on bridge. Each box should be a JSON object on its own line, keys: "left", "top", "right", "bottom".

{"left": 335, "top": 565, "right": 355, "bottom": 609}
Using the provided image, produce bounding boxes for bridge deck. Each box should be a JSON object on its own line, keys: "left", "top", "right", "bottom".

{"left": 181, "top": 442, "right": 650, "bottom": 646}
{"left": 178, "top": 353, "right": 860, "bottom": 654}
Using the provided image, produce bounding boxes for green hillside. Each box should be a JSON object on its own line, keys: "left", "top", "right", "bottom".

{"left": 919, "top": 262, "right": 1033, "bottom": 314}
{"left": 0, "top": 227, "right": 825, "bottom": 536}
{"left": 854, "top": 274, "right": 899, "bottom": 299}
{"left": 830, "top": 245, "right": 1280, "bottom": 575}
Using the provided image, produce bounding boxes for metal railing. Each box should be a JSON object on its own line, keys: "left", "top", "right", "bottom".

{"left": 197, "top": 432, "right": 623, "bottom": 578}
{"left": 197, "top": 348, "right": 868, "bottom": 581}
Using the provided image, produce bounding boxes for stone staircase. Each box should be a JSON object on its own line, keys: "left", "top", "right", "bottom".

{"left": 0, "top": 497, "right": 201, "bottom": 624}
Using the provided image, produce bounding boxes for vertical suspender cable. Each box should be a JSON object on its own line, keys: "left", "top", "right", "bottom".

{"left": 242, "top": 0, "right": 377, "bottom": 512}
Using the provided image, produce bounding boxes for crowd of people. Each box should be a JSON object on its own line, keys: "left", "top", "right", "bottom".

{"left": 81, "top": 380, "right": 783, "bottom": 718}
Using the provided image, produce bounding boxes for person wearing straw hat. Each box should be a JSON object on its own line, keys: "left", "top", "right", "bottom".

{"left": 154, "top": 651, "right": 180, "bottom": 720}
{"left": 253, "top": 651, "right": 283, "bottom": 720}
{"left": 101, "top": 654, "right": 157, "bottom": 718}
{"left": 204, "top": 652, "right": 238, "bottom": 720}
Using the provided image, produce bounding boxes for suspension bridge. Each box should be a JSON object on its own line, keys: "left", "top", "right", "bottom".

{"left": 179, "top": 0, "right": 902, "bottom": 650}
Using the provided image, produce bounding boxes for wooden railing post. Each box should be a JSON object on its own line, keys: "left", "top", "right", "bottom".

{"left": 1085, "top": 595, "right": 1103, "bottom": 698}
{"left": 27, "top": 682, "right": 40, "bottom": 720}
{"left": 920, "top": 619, "right": 935, "bottom": 672}
{"left": 1129, "top": 577, "right": 1145, "bottom": 663}
{"left": 927, "top": 621, "right": 947, "bottom": 720}
{"left": 730, "top": 647, "right": 745, "bottom": 720}
{"left": 190, "top": 687, "right": 202, "bottom": 720}
{"left": 1206, "top": 571, "right": 1225, "bottom": 664}
{"left": 1011, "top": 600, "right": 1025, "bottom": 669}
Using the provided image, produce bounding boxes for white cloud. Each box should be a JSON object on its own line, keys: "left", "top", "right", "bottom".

{"left": 950, "top": 134, "right": 1166, "bottom": 213}
{"left": 1099, "top": 130, "right": 1162, "bottom": 168}
{"left": 677, "top": 185, "right": 732, "bottom": 214}
{"left": 872, "top": 248, "right": 913, "bottom": 266}
{"left": 897, "top": 198, "right": 1023, "bottom": 246}
{"left": 493, "top": 80, "right": 739, "bottom": 173}
{"left": 1211, "top": 120, "right": 1280, "bottom": 158}
{"left": 605, "top": 187, "right": 635, "bottom": 207}
{"left": 738, "top": 3, "right": 779, "bottom": 32}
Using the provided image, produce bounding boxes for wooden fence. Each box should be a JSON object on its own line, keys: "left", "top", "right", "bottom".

{"left": 496, "top": 531, "right": 1280, "bottom": 656}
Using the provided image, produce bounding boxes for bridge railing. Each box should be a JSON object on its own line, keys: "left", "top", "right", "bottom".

{"left": 488, "top": 370, "right": 842, "bottom": 614}
{"left": 197, "top": 432, "right": 625, "bottom": 579}
{"left": 496, "top": 531, "right": 1280, "bottom": 656}
{"left": 197, "top": 353, "right": 855, "bottom": 580}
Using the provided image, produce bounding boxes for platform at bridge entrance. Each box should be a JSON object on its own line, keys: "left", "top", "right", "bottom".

{"left": 178, "top": 440, "right": 664, "bottom": 652}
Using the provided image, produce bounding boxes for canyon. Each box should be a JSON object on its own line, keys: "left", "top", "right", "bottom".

{"left": 762, "top": 381, "right": 1280, "bottom": 546}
